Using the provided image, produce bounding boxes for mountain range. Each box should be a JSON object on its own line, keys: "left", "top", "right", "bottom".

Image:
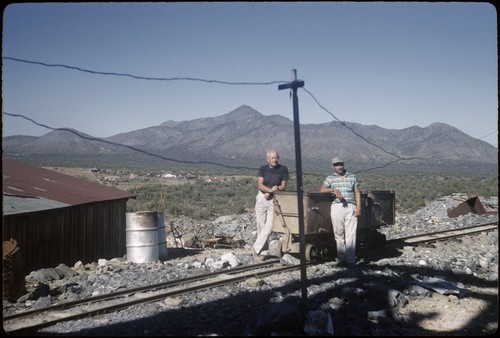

{"left": 3, "top": 105, "right": 498, "bottom": 166}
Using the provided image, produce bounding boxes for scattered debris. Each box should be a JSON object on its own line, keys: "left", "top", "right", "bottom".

{"left": 184, "top": 236, "right": 246, "bottom": 249}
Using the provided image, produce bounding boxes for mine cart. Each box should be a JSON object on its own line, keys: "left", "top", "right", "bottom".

{"left": 272, "top": 190, "right": 395, "bottom": 262}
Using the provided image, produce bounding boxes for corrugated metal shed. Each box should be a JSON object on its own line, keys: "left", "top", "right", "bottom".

{"left": 3, "top": 158, "right": 136, "bottom": 211}
{"left": 3, "top": 158, "right": 137, "bottom": 272}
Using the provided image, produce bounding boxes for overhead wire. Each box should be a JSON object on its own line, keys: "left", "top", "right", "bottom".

{"left": 4, "top": 56, "right": 493, "bottom": 175}
{"left": 301, "top": 87, "right": 417, "bottom": 174}
{"left": 2, "top": 111, "right": 259, "bottom": 171}
{"left": 3, "top": 57, "right": 288, "bottom": 86}
{"left": 302, "top": 87, "right": 497, "bottom": 170}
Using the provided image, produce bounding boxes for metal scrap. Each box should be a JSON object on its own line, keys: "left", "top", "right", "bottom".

{"left": 447, "top": 196, "right": 487, "bottom": 218}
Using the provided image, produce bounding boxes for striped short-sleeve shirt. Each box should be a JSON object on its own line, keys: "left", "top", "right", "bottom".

{"left": 323, "top": 171, "right": 359, "bottom": 205}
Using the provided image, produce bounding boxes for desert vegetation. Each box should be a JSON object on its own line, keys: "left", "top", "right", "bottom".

{"left": 18, "top": 156, "right": 498, "bottom": 221}
{"left": 124, "top": 167, "right": 497, "bottom": 220}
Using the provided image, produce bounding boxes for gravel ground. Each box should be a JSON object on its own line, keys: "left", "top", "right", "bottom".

{"left": 3, "top": 194, "right": 498, "bottom": 336}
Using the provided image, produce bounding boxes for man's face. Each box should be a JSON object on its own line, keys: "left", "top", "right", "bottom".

{"left": 332, "top": 162, "right": 344, "bottom": 174}
{"left": 267, "top": 152, "right": 279, "bottom": 167}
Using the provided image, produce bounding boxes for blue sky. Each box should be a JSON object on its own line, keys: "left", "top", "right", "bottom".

{"left": 2, "top": 2, "right": 498, "bottom": 147}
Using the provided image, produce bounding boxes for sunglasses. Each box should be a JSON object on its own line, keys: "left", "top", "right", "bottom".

{"left": 332, "top": 162, "right": 344, "bottom": 166}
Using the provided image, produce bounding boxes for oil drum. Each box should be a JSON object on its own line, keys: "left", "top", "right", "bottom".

{"left": 126, "top": 211, "right": 160, "bottom": 263}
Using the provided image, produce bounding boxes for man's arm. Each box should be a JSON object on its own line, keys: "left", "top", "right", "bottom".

{"left": 278, "top": 180, "right": 287, "bottom": 191}
{"left": 354, "top": 186, "right": 362, "bottom": 217}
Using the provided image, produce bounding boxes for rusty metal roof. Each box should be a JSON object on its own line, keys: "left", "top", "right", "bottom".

{"left": 3, "top": 158, "right": 136, "bottom": 215}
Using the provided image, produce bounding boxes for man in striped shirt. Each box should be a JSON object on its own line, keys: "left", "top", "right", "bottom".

{"left": 320, "top": 156, "right": 361, "bottom": 268}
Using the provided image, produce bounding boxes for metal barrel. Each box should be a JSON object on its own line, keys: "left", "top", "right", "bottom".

{"left": 126, "top": 211, "right": 159, "bottom": 263}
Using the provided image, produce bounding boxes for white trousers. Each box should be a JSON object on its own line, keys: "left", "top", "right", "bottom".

{"left": 330, "top": 203, "right": 357, "bottom": 264}
{"left": 253, "top": 191, "right": 274, "bottom": 255}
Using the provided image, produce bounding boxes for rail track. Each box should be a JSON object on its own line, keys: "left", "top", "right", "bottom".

{"left": 3, "top": 222, "right": 497, "bottom": 335}
{"left": 386, "top": 222, "right": 497, "bottom": 247}
{"left": 3, "top": 258, "right": 303, "bottom": 335}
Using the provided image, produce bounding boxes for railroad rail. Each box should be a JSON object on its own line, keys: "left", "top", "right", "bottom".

{"left": 3, "top": 259, "right": 300, "bottom": 335}
{"left": 386, "top": 222, "right": 498, "bottom": 247}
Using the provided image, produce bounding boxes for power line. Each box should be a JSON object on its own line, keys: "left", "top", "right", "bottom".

{"left": 2, "top": 111, "right": 259, "bottom": 171}
{"left": 3, "top": 57, "right": 288, "bottom": 86}
{"left": 478, "top": 130, "right": 498, "bottom": 141}
{"left": 3, "top": 109, "right": 454, "bottom": 177}
{"left": 301, "top": 87, "right": 498, "bottom": 169}
{"left": 301, "top": 87, "right": 415, "bottom": 166}
{"left": 4, "top": 56, "right": 477, "bottom": 173}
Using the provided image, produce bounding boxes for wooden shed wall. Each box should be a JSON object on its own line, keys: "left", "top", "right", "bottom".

{"left": 3, "top": 199, "right": 128, "bottom": 272}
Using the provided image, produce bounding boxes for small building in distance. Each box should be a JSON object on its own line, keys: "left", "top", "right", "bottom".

{"left": 3, "top": 158, "right": 136, "bottom": 272}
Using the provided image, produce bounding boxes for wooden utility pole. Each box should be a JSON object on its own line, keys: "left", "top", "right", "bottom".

{"left": 278, "top": 69, "right": 307, "bottom": 322}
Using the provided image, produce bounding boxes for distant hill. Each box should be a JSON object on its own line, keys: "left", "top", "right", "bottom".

{"left": 3, "top": 105, "right": 498, "bottom": 166}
